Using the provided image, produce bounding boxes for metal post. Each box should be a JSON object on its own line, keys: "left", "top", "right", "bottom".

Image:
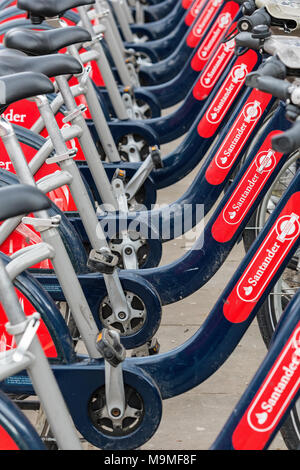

{"left": 67, "top": 44, "right": 122, "bottom": 162}
{"left": 109, "top": 0, "right": 135, "bottom": 42}
{"left": 77, "top": 5, "right": 130, "bottom": 120}
{"left": 55, "top": 76, "right": 119, "bottom": 210}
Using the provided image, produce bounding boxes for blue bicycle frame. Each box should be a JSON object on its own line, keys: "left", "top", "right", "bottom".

{"left": 125, "top": 0, "right": 210, "bottom": 60}
{"left": 212, "top": 289, "right": 300, "bottom": 450}
{"left": 2, "top": 135, "right": 299, "bottom": 450}
{"left": 130, "top": 0, "right": 195, "bottom": 40}
{"left": 79, "top": 47, "right": 262, "bottom": 196}
{"left": 70, "top": 53, "right": 271, "bottom": 245}
{"left": 34, "top": 95, "right": 292, "bottom": 310}
{"left": 138, "top": 0, "right": 228, "bottom": 85}
{"left": 140, "top": 9, "right": 241, "bottom": 109}
{"left": 141, "top": 0, "right": 181, "bottom": 22}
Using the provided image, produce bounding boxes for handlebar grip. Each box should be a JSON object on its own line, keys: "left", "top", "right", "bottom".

{"left": 246, "top": 57, "right": 287, "bottom": 88}
{"left": 235, "top": 32, "right": 261, "bottom": 50}
{"left": 272, "top": 121, "right": 300, "bottom": 154}
{"left": 258, "top": 57, "right": 286, "bottom": 79}
{"left": 238, "top": 8, "right": 271, "bottom": 32}
{"left": 254, "top": 76, "right": 291, "bottom": 100}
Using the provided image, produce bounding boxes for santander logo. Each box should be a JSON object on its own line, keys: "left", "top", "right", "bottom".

{"left": 206, "top": 64, "right": 248, "bottom": 125}
{"left": 215, "top": 101, "right": 262, "bottom": 169}
{"left": 224, "top": 149, "right": 276, "bottom": 224}
{"left": 197, "top": 49, "right": 259, "bottom": 138}
{"left": 243, "top": 100, "right": 262, "bottom": 122}
{"left": 0, "top": 161, "right": 13, "bottom": 171}
{"left": 223, "top": 192, "right": 300, "bottom": 324}
{"left": 205, "top": 88, "right": 273, "bottom": 185}
{"left": 231, "top": 63, "right": 248, "bottom": 84}
{"left": 190, "top": 0, "right": 240, "bottom": 72}
{"left": 238, "top": 213, "right": 300, "bottom": 302}
{"left": 199, "top": 39, "right": 236, "bottom": 87}
{"left": 248, "top": 327, "right": 300, "bottom": 432}
{"left": 211, "top": 130, "right": 282, "bottom": 244}
{"left": 187, "top": 0, "right": 206, "bottom": 21}
{"left": 197, "top": 12, "right": 233, "bottom": 61}
{"left": 2, "top": 109, "right": 27, "bottom": 123}
{"left": 187, "top": 0, "right": 223, "bottom": 47}
{"left": 206, "top": 96, "right": 267, "bottom": 185}
{"left": 255, "top": 149, "right": 276, "bottom": 173}
{"left": 185, "top": 0, "right": 207, "bottom": 27}
{"left": 218, "top": 11, "right": 232, "bottom": 29}
{"left": 232, "top": 323, "right": 300, "bottom": 449}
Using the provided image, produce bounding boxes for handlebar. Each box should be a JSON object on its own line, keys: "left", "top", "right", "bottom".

{"left": 237, "top": 8, "right": 271, "bottom": 32}
{"left": 272, "top": 120, "right": 300, "bottom": 154}
{"left": 251, "top": 76, "right": 291, "bottom": 100}
{"left": 235, "top": 31, "right": 261, "bottom": 50}
{"left": 246, "top": 57, "right": 287, "bottom": 89}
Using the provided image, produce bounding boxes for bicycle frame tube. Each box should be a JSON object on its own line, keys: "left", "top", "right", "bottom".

{"left": 0, "top": 253, "right": 81, "bottom": 449}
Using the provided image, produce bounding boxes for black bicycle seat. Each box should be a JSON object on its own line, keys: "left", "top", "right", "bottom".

{"left": 17, "top": 0, "right": 95, "bottom": 18}
{"left": 0, "top": 184, "right": 51, "bottom": 221}
{"left": 4, "top": 27, "right": 91, "bottom": 56}
{"left": 0, "top": 49, "right": 83, "bottom": 78}
{"left": 0, "top": 72, "right": 54, "bottom": 114}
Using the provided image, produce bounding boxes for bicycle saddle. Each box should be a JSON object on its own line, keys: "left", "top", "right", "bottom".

{"left": 0, "top": 49, "right": 83, "bottom": 78}
{"left": 0, "top": 72, "right": 54, "bottom": 114}
{"left": 0, "top": 184, "right": 51, "bottom": 221}
{"left": 4, "top": 27, "right": 92, "bottom": 56}
{"left": 263, "top": 35, "right": 300, "bottom": 69}
{"left": 17, "top": 0, "right": 95, "bottom": 18}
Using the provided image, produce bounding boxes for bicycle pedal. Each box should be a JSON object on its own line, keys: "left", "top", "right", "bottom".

{"left": 112, "top": 168, "right": 127, "bottom": 182}
{"left": 131, "top": 338, "right": 160, "bottom": 357}
{"left": 87, "top": 248, "right": 119, "bottom": 275}
{"left": 96, "top": 329, "right": 126, "bottom": 367}
{"left": 151, "top": 146, "right": 163, "bottom": 169}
